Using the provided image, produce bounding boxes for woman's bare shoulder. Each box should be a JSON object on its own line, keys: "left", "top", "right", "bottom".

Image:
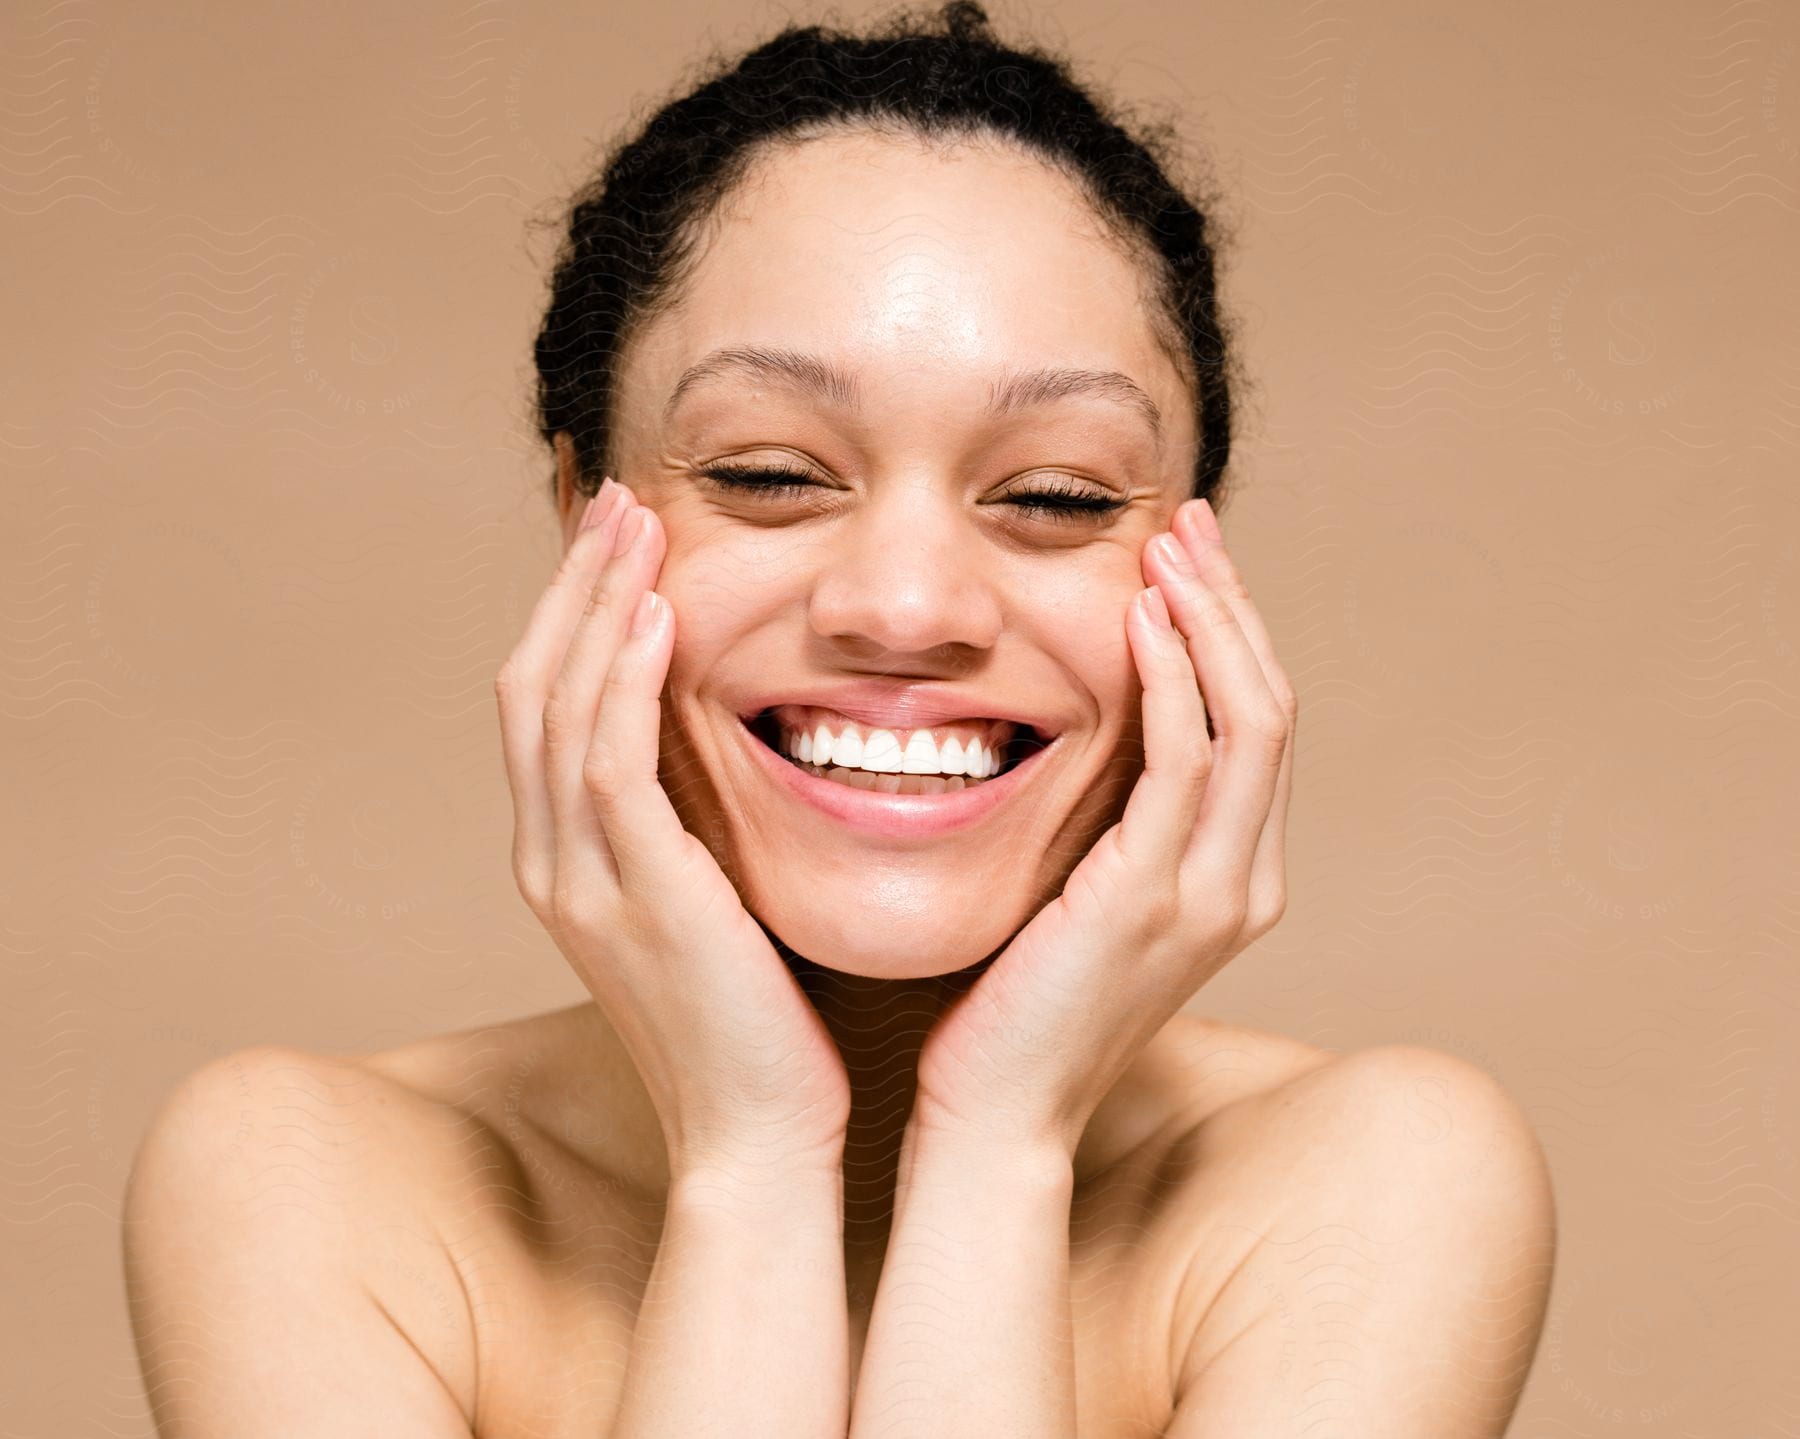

{"left": 1150, "top": 1011, "right": 1545, "bottom": 1146}
{"left": 1135, "top": 1014, "right": 1555, "bottom": 1288}
{"left": 128, "top": 1035, "right": 503, "bottom": 1204}
{"left": 123, "top": 1007, "right": 651, "bottom": 1430}
{"left": 1152, "top": 1011, "right": 1341, "bottom": 1118}
{"left": 352, "top": 1002, "right": 666, "bottom": 1192}
{"left": 1152, "top": 1026, "right": 1558, "bottom": 1417}
{"left": 1072, "top": 1011, "right": 1332, "bottom": 1181}
{"left": 123, "top": 1039, "right": 500, "bottom": 1429}
{"left": 125, "top": 1027, "right": 552, "bottom": 1272}
{"left": 1145, "top": 1017, "right": 1555, "bottom": 1325}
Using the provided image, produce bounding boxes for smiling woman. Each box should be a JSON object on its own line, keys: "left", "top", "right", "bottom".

{"left": 122, "top": 3, "right": 1556, "bottom": 1437}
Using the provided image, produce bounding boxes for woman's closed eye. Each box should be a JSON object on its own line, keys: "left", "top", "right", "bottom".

{"left": 697, "top": 461, "right": 1127, "bottom": 524}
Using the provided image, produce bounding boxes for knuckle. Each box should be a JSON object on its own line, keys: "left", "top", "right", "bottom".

{"left": 1187, "top": 874, "right": 1248, "bottom": 939}
{"left": 1177, "top": 732, "right": 1215, "bottom": 778}
{"left": 1132, "top": 877, "right": 1183, "bottom": 939}
{"left": 511, "top": 850, "right": 553, "bottom": 917}
{"left": 599, "top": 652, "right": 638, "bottom": 703}
{"left": 1154, "top": 880, "right": 1191, "bottom": 933}
{"left": 1155, "top": 722, "right": 1212, "bottom": 779}
{"left": 540, "top": 693, "right": 586, "bottom": 748}
{"left": 546, "top": 868, "right": 603, "bottom": 936}
{"left": 1212, "top": 558, "right": 1252, "bottom": 603}
{"left": 1271, "top": 673, "right": 1299, "bottom": 724}
{"left": 1214, "top": 895, "right": 1251, "bottom": 939}
{"left": 493, "top": 662, "right": 531, "bottom": 711}
{"left": 1073, "top": 856, "right": 1162, "bottom": 931}
{"left": 1198, "top": 596, "right": 1240, "bottom": 636}
{"left": 1156, "top": 632, "right": 1198, "bottom": 684}
{"left": 582, "top": 584, "right": 615, "bottom": 623}
{"left": 1249, "top": 699, "right": 1291, "bottom": 753}
{"left": 1249, "top": 881, "right": 1287, "bottom": 934}
{"left": 582, "top": 743, "right": 626, "bottom": 803}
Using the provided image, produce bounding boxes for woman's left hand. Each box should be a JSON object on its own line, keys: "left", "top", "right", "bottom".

{"left": 912, "top": 497, "right": 1298, "bottom": 1156}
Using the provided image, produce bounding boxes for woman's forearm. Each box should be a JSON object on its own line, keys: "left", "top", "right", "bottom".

{"left": 609, "top": 1156, "right": 849, "bottom": 1439}
{"left": 847, "top": 1121, "right": 1078, "bottom": 1439}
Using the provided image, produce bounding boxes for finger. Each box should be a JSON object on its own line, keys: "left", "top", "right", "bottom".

{"left": 496, "top": 479, "right": 626, "bottom": 892}
{"left": 1143, "top": 530, "right": 1286, "bottom": 893}
{"left": 543, "top": 493, "right": 663, "bottom": 879}
{"left": 1116, "top": 584, "right": 1213, "bottom": 870}
{"left": 1250, "top": 711, "right": 1295, "bottom": 923}
{"left": 584, "top": 565, "right": 689, "bottom": 890}
{"left": 1173, "top": 501, "right": 1298, "bottom": 911}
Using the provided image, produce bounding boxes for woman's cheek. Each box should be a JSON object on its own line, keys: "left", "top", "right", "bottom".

{"left": 658, "top": 577, "right": 713, "bottom": 685}
{"left": 1049, "top": 570, "right": 1138, "bottom": 677}
{"left": 663, "top": 517, "right": 796, "bottom": 613}
{"left": 655, "top": 542, "right": 777, "bottom": 691}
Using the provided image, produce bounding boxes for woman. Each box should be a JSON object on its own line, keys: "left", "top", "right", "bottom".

{"left": 122, "top": 3, "right": 1556, "bottom": 1434}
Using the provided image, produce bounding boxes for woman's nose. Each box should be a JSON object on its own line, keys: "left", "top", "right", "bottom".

{"left": 806, "top": 497, "right": 1002, "bottom": 659}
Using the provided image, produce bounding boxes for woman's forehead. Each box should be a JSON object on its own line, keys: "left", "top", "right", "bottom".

{"left": 702, "top": 132, "right": 1131, "bottom": 290}
{"left": 597, "top": 133, "right": 1197, "bottom": 468}
{"left": 631, "top": 159, "right": 1179, "bottom": 409}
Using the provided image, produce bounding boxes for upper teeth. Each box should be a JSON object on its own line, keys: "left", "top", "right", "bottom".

{"left": 774, "top": 710, "right": 1013, "bottom": 778}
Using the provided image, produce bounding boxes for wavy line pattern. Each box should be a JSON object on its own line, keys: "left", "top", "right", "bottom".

{"left": 364, "top": 0, "right": 516, "bottom": 216}
{"left": 0, "top": 0, "right": 145, "bottom": 217}
{"left": 1631, "top": 0, "right": 1800, "bottom": 214}
{"left": 4, "top": 0, "right": 1796, "bottom": 1435}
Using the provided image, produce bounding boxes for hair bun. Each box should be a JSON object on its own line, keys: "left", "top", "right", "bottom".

{"left": 940, "top": 1, "right": 994, "bottom": 42}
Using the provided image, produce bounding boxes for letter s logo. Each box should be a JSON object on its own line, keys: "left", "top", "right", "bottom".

{"left": 1606, "top": 802, "right": 1654, "bottom": 873}
{"left": 1605, "top": 1307, "right": 1651, "bottom": 1375}
{"left": 1606, "top": 291, "right": 1655, "bottom": 367}
{"left": 351, "top": 798, "right": 397, "bottom": 872}
{"left": 350, "top": 296, "right": 400, "bottom": 367}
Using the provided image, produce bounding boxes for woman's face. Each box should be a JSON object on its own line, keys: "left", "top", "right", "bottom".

{"left": 568, "top": 127, "right": 1202, "bottom": 980}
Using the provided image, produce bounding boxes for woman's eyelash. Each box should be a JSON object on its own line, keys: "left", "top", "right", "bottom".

{"left": 1005, "top": 474, "right": 1126, "bottom": 522}
{"left": 697, "top": 464, "right": 1125, "bottom": 522}
{"left": 699, "top": 463, "right": 820, "bottom": 500}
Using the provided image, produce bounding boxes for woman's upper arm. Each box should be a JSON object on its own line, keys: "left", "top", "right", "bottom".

{"left": 1163, "top": 1044, "right": 1558, "bottom": 1438}
{"left": 122, "top": 1045, "right": 477, "bottom": 1438}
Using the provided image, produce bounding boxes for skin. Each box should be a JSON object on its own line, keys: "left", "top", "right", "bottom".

{"left": 601, "top": 128, "right": 1192, "bottom": 983}
{"left": 554, "top": 125, "right": 1231, "bottom": 1270}
{"left": 121, "top": 129, "right": 1557, "bottom": 1437}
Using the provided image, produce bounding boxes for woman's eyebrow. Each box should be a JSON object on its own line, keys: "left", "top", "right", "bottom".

{"left": 662, "top": 344, "right": 1164, "bottom": 443}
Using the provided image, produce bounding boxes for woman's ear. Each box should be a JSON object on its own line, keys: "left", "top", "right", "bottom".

{"left": 554, "top": 433, "right": 583, "bottom": 545}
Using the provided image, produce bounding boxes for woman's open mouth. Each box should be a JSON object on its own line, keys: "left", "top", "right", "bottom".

{"left": 735, "top": 703, "right": 1061, "bottom": 838}
{"left": 745, "top": 705, "right": 1050, "bottom": 793}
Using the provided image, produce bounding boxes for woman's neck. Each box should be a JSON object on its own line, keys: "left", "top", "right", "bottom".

{"left": 780, "top": 944, "right": 995, "bottom": 1268}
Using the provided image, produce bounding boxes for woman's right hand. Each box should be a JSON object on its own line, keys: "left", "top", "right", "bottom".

{"left": 495, "top": 478, "right": 850, "bottom": 1179}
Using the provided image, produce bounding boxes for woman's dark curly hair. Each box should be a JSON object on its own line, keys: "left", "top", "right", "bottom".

{"left": 532, "top": 0, "right": 1241, "bottom": 510}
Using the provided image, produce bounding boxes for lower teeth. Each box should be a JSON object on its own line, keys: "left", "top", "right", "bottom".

{"left": 787, "top": 757, "right": 984, "bottom": 794}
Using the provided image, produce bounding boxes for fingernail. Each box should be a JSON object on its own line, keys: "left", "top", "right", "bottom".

{"left": 1193, "top": 498, "right": 1222, "bottom": 544}
{"left": 579, "top": 493, "right": 601, "bottom": 530}
{"left": 1152, "top": 533, "right": 1193, "bottom": 572}
{"left": 1139, "top": 586, "right": 1172, "bottom": 628}
{"left": 588, "top": 479, "right": 624, "bottom": 531}
{"left": 611, "top": 505, "right": 646, "bottom": 558}
{"left": 629, "top": 589, "right": 662, "bottom": 637}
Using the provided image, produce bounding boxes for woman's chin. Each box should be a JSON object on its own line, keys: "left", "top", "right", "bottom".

{"left": 751, "top": 895, "right": 1015, "bottom": 981}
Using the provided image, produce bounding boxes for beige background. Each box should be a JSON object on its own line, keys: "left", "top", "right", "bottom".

{"left": 4, "top": 0, "right": 1796, "bottom": 1432}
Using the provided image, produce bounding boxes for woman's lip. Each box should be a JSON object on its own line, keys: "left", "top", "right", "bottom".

{"left": 736, "top": 714, "right": 1058, "bottom": 841}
